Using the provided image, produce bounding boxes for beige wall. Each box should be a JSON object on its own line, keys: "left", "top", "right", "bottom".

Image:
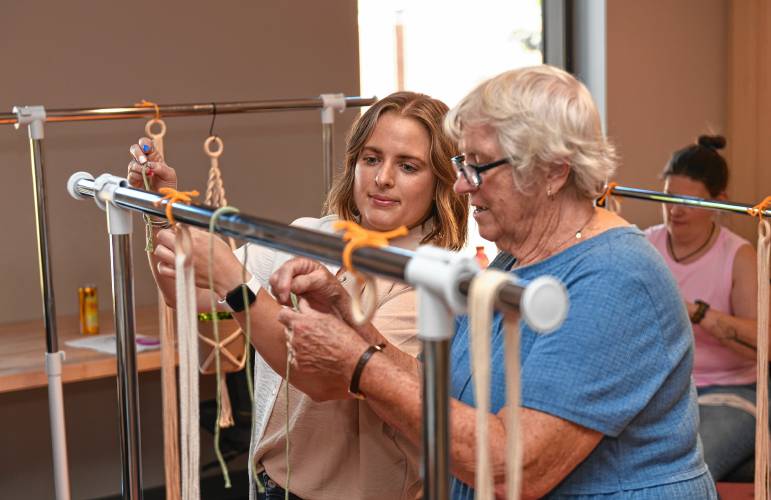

{"left": 0, "top": 1, "right": 359, "bottom": 498}
{"left": 726, "top": 0, "right": 771, "bottom": 242}
{"left": 0, "top": 1, "right": 360, "bottom": 324}
{"left": 607, "top": 0, "right": 731, "bottom": 234}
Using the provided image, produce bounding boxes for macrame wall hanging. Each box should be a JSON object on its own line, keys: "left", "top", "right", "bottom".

{"left": 197, "top": 135, "right": 248, "bottom": 430}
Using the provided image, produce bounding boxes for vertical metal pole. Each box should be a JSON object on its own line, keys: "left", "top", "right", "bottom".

{"left": 322, "top": 122, "right": 334, "bottom": 192}
{"left": 15, "top": 105, "right": 72, "bottom": 500}
{"left": 572, "top": 0, "right": 607, "bottom": 132}
{"left": 320, "top": 94, "right": 347, "bottom": 195}
{"left": 28, "top": 136, "right": 59, "bottom": 352}
{"left": 418, "top": 289, "right": 453, "bottom": 500}
{"left": 422, "top": 340, "right": 450, "bottom": 500}
{"left": 105, "top": 201, "right": 142, "bottom": 499}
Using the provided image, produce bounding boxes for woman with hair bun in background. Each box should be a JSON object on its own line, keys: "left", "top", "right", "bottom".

{"left": 646, "top": 135, "right": 769, "bottom": 482}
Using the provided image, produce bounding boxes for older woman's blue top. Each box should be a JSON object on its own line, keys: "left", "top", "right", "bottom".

{"left": 450, "top": 227, "right": 715, "bottom": 499}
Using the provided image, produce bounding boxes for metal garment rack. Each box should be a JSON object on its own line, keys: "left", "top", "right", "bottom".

{"left": 603, "top": 185, "right": 771, "bottom": 218}
{"left": 5, "top": 95, "right": 374, "bottom": 500}
{"left": 67, "top": 172, "right": 569, "bottom": 500}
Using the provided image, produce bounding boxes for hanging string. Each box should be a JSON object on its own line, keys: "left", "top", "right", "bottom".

{"left": 136, "top": 100, "right": 167, "bottom": 252}
{"left": 752, "top": 197, "right": 771, "bottom": 499}
{"left": 284, "top": 292, "right": 300, "bottom": 500}
{"left": 332, "top": 220, "right": 408, "bottom": 325}
{"left": 175, "top": 223, "right": 201, "bottom": 500}
{"left": 205, "top": 207, "right": 241, "bottom": 488}
{"left": 208, "top": 102, "right": 218, "bottom": 138}
{"left": 136, "top": 104, "right": 180, "bottom": 500}
{"left": 469, "top": 270, "right": 522, "bottom": 500}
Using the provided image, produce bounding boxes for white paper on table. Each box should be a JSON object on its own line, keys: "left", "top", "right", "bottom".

{"left": 65, "top": 334, "right": 161, "bottom": 355}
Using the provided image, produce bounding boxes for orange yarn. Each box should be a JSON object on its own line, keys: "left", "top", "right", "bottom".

{"left": 135, "top": 99, "right": 161, "bottom": 120}
{"left": 596, "top": 182, "right": 618, "bottom": 208}
{"left": 747, "top": 196, "right": 771, "bottom": 220}
{"left": 155, "top": 187, "right": 199, "bottom": 225}
{"left": 333, "top": 220, "right": 408, "bottom": 278}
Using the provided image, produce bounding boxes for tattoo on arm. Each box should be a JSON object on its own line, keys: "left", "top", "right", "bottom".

{"left": 725, "top": 326, "right": 757, "bottom": 352}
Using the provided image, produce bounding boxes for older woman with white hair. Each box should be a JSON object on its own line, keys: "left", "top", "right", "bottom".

{"left": 272, "top": 66, "right": 717, "bottom": 498}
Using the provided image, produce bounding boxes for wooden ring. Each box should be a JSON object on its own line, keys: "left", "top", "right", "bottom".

{"left": 204, "top": 136, "right": 224, "bottom": 158}
{"left": 145, "top": 118, "right": 167, "bottom": 138}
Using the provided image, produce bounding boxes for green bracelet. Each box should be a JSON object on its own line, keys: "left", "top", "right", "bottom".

{"left": 198, "top": 311, "right": 234, "bottom": 322}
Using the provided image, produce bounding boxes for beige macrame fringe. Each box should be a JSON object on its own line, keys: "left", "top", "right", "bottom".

{"left": 141, "top": 117, "right": 181, "bottom": 500}
{"left": 176, "top": 225, "right": 200, "bottom": 500}
{"left": 754, "top": 219, "right": 770, "bottom": 499}
{"left": 469, "top": 269, "right": 522, "bottom": 500}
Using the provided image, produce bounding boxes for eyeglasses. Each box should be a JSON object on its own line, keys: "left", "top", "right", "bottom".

{"left": 451, "top": 155, "right": 510, "bottom": 188}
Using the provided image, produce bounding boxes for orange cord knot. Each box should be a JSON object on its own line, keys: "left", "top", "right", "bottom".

{"left": 135, "top": 99, "right": 161, "bottom": 120}
{"left": 333, "top": 221, "right": 408, "bottom": 326}
{"left": 155, "top": 187, "right": 199, "bottom": 225}
{"left": 596, "top": 181, "right": 618, "bottom": 208}
{"left": 333, "top": 221, "right": 408, "bottom": 279}
{"left": 747, "top": 196, "right": 771, "bottom": 220}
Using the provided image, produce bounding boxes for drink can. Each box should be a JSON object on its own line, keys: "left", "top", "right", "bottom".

{"left": 78, "top": 285, "right": 99, "bottom": 335}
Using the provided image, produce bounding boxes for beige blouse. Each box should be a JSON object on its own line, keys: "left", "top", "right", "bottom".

{"left": 241, "top": 215, "right": 425, "bottom": 500}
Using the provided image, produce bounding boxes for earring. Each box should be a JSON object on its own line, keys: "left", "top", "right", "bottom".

{"left": 547, "top": 185, "right": 553, "bottom": 200}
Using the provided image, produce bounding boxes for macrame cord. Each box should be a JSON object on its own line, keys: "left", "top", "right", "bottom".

{"left": 468, "top": 269, "right": 522, "bottom": 500}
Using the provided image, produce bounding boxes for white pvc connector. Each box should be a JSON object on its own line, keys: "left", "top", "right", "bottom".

{"left": 406, "top": 245, "right": 481, "bottom": 315}
{"left": 90, "top": 174, "right": 132, "bottom": 235}
{"left": 320, "top": 93, "right": 346, "bottom": 124}
{"left": 12, "top": 105, "right": 46, "bottom": 139}
{"left": 519, "top": 276, "right": 569, "bottom": 333}
{"left": 45, "top": 350, "right": 72, "bottom": 500}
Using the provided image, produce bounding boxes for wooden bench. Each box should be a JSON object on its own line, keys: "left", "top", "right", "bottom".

{"left": 716, "top": 482, "right": 754, "bottom": 499}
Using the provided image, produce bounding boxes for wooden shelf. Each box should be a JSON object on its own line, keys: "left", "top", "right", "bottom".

{"left": 0, "top": 305, "right": 163, "bottom": 394}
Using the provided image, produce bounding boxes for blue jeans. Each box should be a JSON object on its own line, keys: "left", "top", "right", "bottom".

{"left": 697, "top": 384, "right": 758, "bottom": 481}
{"left": 256, "top": 471, "right": 303, "bottom": 500}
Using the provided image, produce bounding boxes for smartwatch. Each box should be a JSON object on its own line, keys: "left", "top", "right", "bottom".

{"left": 224, "top": 284, "right": 257, "bottom": 312}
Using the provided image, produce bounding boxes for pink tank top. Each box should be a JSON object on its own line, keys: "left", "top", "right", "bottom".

{"left": 645, "top": 224, "right": 755, "bottom": 387}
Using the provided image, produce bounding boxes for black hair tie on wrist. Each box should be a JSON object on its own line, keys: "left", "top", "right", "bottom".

{"left": 348, "top": 343, "right": 386, "bottom": 400}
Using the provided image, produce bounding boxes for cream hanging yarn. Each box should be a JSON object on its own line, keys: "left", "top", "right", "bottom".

{"left": 468, "top": 269, "right": 522, "bottom": 500}
{"left": 139, "top": 112, "right": 181, "bottom": 500}
{"left": 754, "top": 219, "right": 770, "bottom": 500}
{"left": 176, "top": 224, "right": 201, "bottom": 500}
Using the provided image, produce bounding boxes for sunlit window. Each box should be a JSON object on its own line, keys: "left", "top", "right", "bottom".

{"left": 358, "top": 0, "right": 543, "bottom": 261}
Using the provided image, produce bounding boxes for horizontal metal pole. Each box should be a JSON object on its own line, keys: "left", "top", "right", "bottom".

{"left": 72, "top": 178, "right": 525, "bottom": 312}
{"left": 607, "top": 186, "right": 771, "bottom": 218}
{"left": 1, "top": 96, "right": 376, "bottom": 125}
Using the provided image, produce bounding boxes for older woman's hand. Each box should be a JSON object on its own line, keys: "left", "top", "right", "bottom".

{"left": 127, "top": 137, "right": 177, "bottom": 192}
{"left": 278, "top": 299, "right": 368, "bottom": 380}
{"left": 152, "top": 227, "right": 247, "bottom": 298}
{"left": 270, "top": 257, "right": 353, "bottom": 321}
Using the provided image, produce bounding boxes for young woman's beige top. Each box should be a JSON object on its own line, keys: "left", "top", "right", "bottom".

{"left": 239, "top": 215, "right": 425, "bottom": 500}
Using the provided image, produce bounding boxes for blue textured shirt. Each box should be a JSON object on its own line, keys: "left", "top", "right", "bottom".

{"left": 450, "top": 227, "right": 715, "bottom": 498}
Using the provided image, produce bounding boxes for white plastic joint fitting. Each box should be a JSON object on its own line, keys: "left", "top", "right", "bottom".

{"left": 405, "top": 245, "right": 480, "bottom": 315}
{"left": 67, "top": 171, "right": 95, "bottom": 201}
{"left": 320, "top": 93, "right": 347, "bottom": 124}
{"left": 519, "top": 275, "right": 569, "bottom": 334}
{"left": 91, "top": 174, "right": 128, "bottom": 212}
{"left": 12, "top": 105, "right": 47, "bottom": 139}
